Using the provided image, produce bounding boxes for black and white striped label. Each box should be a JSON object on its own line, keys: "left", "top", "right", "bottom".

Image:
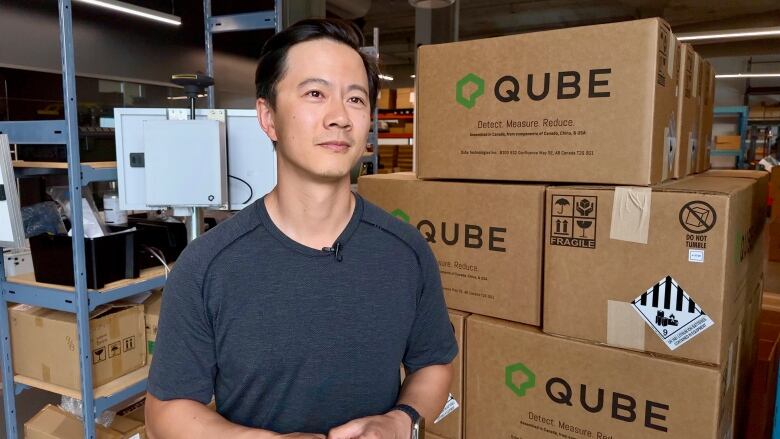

{"left": 631, "top": 276, "right": 714, "bottom": 350}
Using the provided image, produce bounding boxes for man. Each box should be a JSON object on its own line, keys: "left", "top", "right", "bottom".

{"left": 146, "top": 19, "right": 457, "bottom": 439}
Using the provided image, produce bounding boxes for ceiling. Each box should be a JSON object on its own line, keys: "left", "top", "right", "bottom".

{"left": 362, "top": 0, "right": 780, "bottom": 85}
{"left": 17, "top": 0, "right": 780, "bottom": 90}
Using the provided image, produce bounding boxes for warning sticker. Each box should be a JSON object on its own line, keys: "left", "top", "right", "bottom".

{"left": 550, "top": 195, "right": 597, "bottom": 249}
{"left": 631, "top": 276, "right": 714, "bottom": 350}
{"left": 434, "top": 393, "right": 460, "bottom": 424}
{"left": 93, "top": 346, "right": 106, "bottom": 364}
{"left": 680, "top": 201, "right": 717, "bottom": 234}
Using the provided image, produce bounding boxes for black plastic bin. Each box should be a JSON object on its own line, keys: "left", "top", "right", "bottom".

{"left": 29, "top": 228, "right": 139, "bottom": 289}
{"left": 128, "top": 218, "right": 187, "bottom": 270}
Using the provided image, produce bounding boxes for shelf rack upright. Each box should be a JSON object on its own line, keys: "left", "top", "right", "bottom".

{"left": 0, "top": 2, "right": 169, "bottom": 436}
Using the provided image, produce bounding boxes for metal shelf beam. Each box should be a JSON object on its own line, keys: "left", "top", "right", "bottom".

{"left": 209, "top": 11, "right": 276, "bottom": 33}
{"left": 0, "top": 121, "right": 68, "bottom": 145}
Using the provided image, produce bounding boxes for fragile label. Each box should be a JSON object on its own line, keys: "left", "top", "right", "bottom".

{"left": 434, "top": 393, "right": 459, "bottom": 424}
{"left": 550, "top": 195, "right": 597, "bottom": 249}
{"left": 688, "top": 249, "right": 704, "bottom": 263}
{"left": 631, "top": 276, "right": 714, "bottom": 350}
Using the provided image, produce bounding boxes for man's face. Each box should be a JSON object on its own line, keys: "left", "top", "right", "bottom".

{"left": 257, "top": 38, "right": 371, "bottom": 182}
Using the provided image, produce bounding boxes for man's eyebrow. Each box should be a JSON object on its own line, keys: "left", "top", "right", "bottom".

{"left": 298, "top": 78, "right": 331, "bottom": 89}
{"left": 298, "top": 78, "right": 368, "bottom": 96}
{"left": 347, "top": 84, "right": 369, "bottom": 96}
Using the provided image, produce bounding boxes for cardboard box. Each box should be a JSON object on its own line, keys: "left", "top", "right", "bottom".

{"left": 715, "top": 135, "right": 741, "bottom": 151}
{"left": 770, "top": 167, "right": 780, "bottom": 221}
{"left": 358, "top": 173, "right": 545, "bottom": 324}
{"left": 466, "top": 316, "right": 739, "bottom": 439}
{"left": 10, "top": 303, "right": 146, "bottom": 391}
{"left": 769, "top": 221, "right": 780, "bottom": 262}
{"left": 416, "top": 18, "right": 679, "bottom": 185}
{"left": 700, "top": 169, "right": 769, "bottom": 264}
{"left": 543, "top": 176, "right": 762, "bottom": 365}
{"left": 396, "top": 88, "right": 414, "bottom": 109}
{"left": 428, "top": 310, "right": 467, "bottom": 439}
{"left": 673, "top": 45, "right": 700, "bottom": 178}
{"left": 378, "top": 89, "right": 391, "bottom": 110}
{"left": 116, "top": 397, "right": 146, "bottom": 423}
{"left": 697, "top": 59, "right": 715, "bottom": 173}
{"left": 25, "top": 404, "right": 146, "bottom": 439}
{"left": 144, "top": 290, "right": 162, "bottom": 364}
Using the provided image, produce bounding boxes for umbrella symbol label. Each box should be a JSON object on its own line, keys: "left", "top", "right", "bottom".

{"left": 550, "top": 194, "right": 598, "bottom": 249}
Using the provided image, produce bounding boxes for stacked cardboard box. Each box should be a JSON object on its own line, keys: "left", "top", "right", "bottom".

{"left": 25, "top": 404, "right": 146, "bottom": 439}
{"left": 673, "top": 44, "right": 699, "bottom": 178}
{"left": 9, "top": 303, "right": 146, "bottom": 391}
{"left": 415, "top": 18, "right": 680, "bottom": 186}
{"left": 697, "top": 58, "right": 715, "bottom": 173}
{"left": 360, "top": 17, "right": 744, "bottom": 439}
{"left": 143, "top": 290, "right": 162, "bottom": 364}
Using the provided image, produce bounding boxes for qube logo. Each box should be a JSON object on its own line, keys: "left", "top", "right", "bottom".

{"left": 456, "top": 73, "right": 485, "bottom": 109}
{"left": 503, "top": 361, "right": 671, "bottom": 432}
{"left": 391, "top": 208, "right": 410, "bottom": 223}
{"left": 505, "top": 362, "right": 535, "bottom": 397}
{"left": 387, "top": 207, "right": 508, "bottom": 252}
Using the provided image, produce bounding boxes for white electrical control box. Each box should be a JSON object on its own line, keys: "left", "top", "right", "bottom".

{"left": 114, "top": 108, "right": 277, "bottom": 211}
{"left": 143, "top": 119, "right": 227, "bottom": 208}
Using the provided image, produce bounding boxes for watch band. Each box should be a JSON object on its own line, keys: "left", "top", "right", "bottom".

{"left": 391, "top": 404, "right": 421, "bottom": 424}
{"left": 390, "top": 404, "right": 424, "bottom": 439}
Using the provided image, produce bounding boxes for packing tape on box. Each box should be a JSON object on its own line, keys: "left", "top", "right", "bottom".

{"left": 41, "top": 364, "right": 51, "bottom": 383}
{"left": 609, "top": 187, "right": 652, "bottom": 244}
{"left": 607, "top": 300, "right": 645, "bottom": 350}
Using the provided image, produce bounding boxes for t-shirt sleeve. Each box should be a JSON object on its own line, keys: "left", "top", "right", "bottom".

{"left": 402, "top": 242, "right": 458, "bottom": 375}
{"left": 147, "top": 246, "right": 216, "bottom": 404}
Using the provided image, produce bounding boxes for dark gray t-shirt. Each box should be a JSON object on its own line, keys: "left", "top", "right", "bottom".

{"left": 147, "top": 193, "right": 457, "bottom": 434}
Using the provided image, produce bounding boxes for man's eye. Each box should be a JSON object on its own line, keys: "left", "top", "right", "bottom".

{"left": 306, "top": 90, "right": 323, "bottom": 98}
{"left": 349, "top": 97, "right": 366, "bottom": 105}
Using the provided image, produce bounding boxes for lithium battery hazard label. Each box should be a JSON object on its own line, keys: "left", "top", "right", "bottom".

{"left": 631, "top": 276, "right": 714, "bottom": 350}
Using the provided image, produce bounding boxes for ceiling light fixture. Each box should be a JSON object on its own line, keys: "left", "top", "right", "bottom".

{"left": 75, "top": 0, "right": 181, "bottom": 26}
{"left": 716, "top": 73, "right": 780, "bottom": 79}
{"left": 409, "top": 0, "right": 455, "bottom": 9}
{"left": 379, "top": 74, "right": 394, "bottom": 81}
{"left": 677, "top": 26, "right": 780, "bottom": 42}
{"left": 410, "top": 75, "right": 416, "bottom": 79}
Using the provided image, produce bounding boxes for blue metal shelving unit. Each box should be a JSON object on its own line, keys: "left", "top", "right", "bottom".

{"left": 712, "top": 105, "right": 749, "bottom": 169}
{"left": 0, "top": 1, "right": 273, "bottom": 437}
{"left": 0, "top": 3, "right": 169, "bottom": 437}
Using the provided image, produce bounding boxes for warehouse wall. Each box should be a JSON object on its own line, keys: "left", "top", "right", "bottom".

{"left": 0, "top": 2, "right": 257, "bottom": 108}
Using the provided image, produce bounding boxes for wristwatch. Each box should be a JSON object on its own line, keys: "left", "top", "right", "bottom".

{"left": 391, "top": 404, "right": 425, "bottom": 439}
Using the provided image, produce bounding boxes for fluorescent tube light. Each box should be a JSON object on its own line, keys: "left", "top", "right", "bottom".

{"left": 715, "top": 73, "right": 780, "bottom": 79}
{"left": 75, "top": 0, "right": 181, "bottom": 26}
{"left": 379, "top": 74, "right": 394, "bottom": 81}
{"left": 167, "top": 94, "right": 208, "bottom": 100}
{"left": 677, "top": 26, "right": 780, "bottom": 42}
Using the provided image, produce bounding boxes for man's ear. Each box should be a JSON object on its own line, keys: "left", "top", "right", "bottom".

{"left": 256, "top": 98, "right": 278, "bottom": 142}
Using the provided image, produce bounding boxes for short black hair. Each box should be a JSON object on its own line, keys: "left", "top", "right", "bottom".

{"left": 255, "top": 19, "right": 380, "bottom": 111}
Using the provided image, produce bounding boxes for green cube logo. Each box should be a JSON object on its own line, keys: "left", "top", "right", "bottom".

{"left": 391, "top": 208, "right": 410, "bottom": 223}
{"left": 505, "top": 362, "right": 535, "bottom": 397}
{"left": 456, "top": 73, "right": 485, "bottom": 109}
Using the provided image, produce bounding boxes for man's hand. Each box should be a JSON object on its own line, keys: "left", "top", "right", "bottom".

{"left": 278, "top": 434, "right": 325, "bottom": 439}
{"left": 327, "top": 411, "right": 411, "bottom": 439}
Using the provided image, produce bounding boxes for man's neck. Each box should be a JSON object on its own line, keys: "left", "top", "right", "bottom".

{"left": 264, "top": 176, "right": 355, "bottom": 251}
